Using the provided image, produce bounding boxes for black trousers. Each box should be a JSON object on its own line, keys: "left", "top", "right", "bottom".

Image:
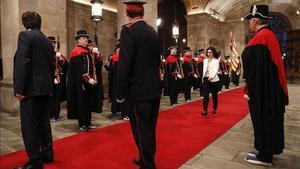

{"left": 128, "top": 98, "right": 160, "bottom": 169}
{"left": 184, "top": 77, "right": 192, "bottom": 101}
{"left": 202, "top": 77, "right": 219, "bottom": 111}
{"left": 78, "top": 84, "right": 95, "bottom": 127}
{"left": 169, "top": 90, "right": 178, "bottom": 105}
{"left": 224, "top": 75, "right": 230, "bottom": 89}
{"left": 50, "top": 83, "right": 62, "bottom": 119}
{"left": 20, "top": 95, "right": 53, "bottom": 164}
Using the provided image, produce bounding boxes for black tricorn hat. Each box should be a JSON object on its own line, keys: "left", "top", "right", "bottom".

{"left": 182, "top": 47, "right": 191, "bottom": 53}
{"left": 167, "top": 45, "right": 178, "bottom": 51}
{"left": 75, "top": 30, "right": 90, "bottom": 40}
{"left": 197, "top": 49, "right": 205, "bottom": 54}
{"left": 47, "top": 36, "right": 56, "bottom": 42}
{"left": 245, "top": 5, "right": 269, "bottom": 20}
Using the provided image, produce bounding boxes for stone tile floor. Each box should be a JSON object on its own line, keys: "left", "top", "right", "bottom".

{"left": 1, "top": 84, "right": 299, "bottom": 169}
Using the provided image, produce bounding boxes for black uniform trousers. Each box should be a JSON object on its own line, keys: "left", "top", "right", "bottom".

{"left": 169, "top": 77, "right": 179, "bottom": 105}
{"left": 50, "top": 83, "right": 62, "bottom": 119}
{"left": 231, "top": 71, "right": 240, "bottom": 86}
{"left": 78, "top": 85, "right": 93, "bottom": 127}
{"left": 223, "top": 74, "right": 230, "bottom": 89}
{"left": 248, "top": 101, "right": 274, "bottom": 163}
{"left": 20, "top": 95, "right": 53, "bottom": 165}
{"left": 128, "top": 98, "right": 160, "bottom": 169}
{"left": 184, "top": 77, "right": 192, "bottom": 101}
{"left": 202, "top": 77, "right": 219, "bottom": 111}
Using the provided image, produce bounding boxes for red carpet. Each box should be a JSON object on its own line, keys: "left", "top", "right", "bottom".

{"left": 0, "top": 87, "right": 249, "bottom": 169}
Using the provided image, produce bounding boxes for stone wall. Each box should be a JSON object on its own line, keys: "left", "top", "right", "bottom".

{"left": 187, "top": 13, "right": 246, "bottom": 56}
{"left": 0, "top": 0, "right": 67, "bottom": 113}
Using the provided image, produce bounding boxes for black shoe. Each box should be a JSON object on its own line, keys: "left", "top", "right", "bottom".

{"left": 132, "top": 158, "right": 141, "bottom": 166}
{"left": 79, "top": 125, "right": 88, "bottom": 132}
{"left": 212, "top": 109, "right": 217, "bottom": 114}
{"left": 201, "top": 111, "right": 207, "bottom": 116}
{"left": 14, "top": 161, "right": 43, "bottom": 169}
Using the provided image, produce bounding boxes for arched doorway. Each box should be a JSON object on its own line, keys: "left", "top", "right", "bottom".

{"left": 268, "top": 12, "right": 299, "bottom": 83}
{"left": 269, "top": 12, "right": 292, "bottom": 54}
{"left": 158, "top": 0, "right": 187, "bottom": 56}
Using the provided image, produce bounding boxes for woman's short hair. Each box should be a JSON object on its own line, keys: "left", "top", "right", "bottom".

{"left": 22, "top": 11, "right": 42, "bottom": 29}
{"left": 206, "top": 47, "right": 219, "bottom": 59}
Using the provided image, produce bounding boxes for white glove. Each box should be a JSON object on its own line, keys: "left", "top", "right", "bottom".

{"left": 194, "top": 74, "right": 198, "bottom": 78}
{"left": 244, "top": 94, "right": 250, "bottom": 100}
{"left": 177, "top": 74, "right": 182, "bottom": 79}
{"left": 88, "top": 78, "right": 97, "bottom": 85}
{"left": 54, "top": 79, "right": 59, "bottom": 84}
{"left": 56, "top": 52, "right": 61, "bottom": 57}
{"left": 92, "top": 47, "right": 99, "bottom": 54}
{"left": 105, "top": 60, "right": 110, "bottom": 66}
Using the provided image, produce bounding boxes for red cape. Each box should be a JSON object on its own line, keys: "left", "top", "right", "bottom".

{"left": 247, "top": 27, "right": 288, "bottom": 96}
{"left": 112, "top": 52, "right": 119, "bottom": 64}
{"left": 183, "top": 56, "right": 193, "bottom": 63}
{"left": 70, "top": 46, "right": 90, "bottom": 59}
{"left": 165, "top": 55, "right": 178, "bottom": 64}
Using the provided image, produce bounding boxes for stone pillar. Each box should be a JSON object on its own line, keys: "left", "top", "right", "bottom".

{"left": 117, "top": 0, "right": 157, "bottom": 38}
{"left": 0, "top": 0, "right": 67, "bottom": 113}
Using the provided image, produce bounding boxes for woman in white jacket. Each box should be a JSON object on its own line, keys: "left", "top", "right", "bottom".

{"left": 201, "top": 47, "right": 220, "bottom": 116}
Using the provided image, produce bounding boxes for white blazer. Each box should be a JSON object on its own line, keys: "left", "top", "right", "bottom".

{"left": 202, "top": 58, "right": 220, "bottom": 82}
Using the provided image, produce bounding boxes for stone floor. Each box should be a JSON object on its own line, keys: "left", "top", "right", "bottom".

{"left": 1, "top": 84, "right": 299, "bottom": 169}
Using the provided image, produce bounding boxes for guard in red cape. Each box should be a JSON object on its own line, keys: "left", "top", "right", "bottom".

{"left": 116, "top": 1, "right": 161, "bottom": 168}
{"left": 194, "top": 49, "right": 205, "bottom": 96}
{"left": 165, "top": 45, "right": 181, "bottom": 106}
{"left": 48, "top": 36, "right": 68, "bottom": 122}
{"left": 87, "top": 39, "right": 104, "bottom": 114}
{"left": 110, "top": 42, "right": 129, "bottom": 120}
{"left": 242, "top": 5, "right": 289, "bottom": 167}
{"left": 67, "top": 30, "right": 98, "bottom": 132}
{"left": 182, "top": 47, "right": 198, "bottom": 102}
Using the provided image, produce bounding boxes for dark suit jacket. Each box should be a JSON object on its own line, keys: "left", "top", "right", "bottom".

{"left": 13, "top": 28, "right": 55, "bottom": 97}
{"left": 117, "top": 20, "right": 162, "bottom": 103}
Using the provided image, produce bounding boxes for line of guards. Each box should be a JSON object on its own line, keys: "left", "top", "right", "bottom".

{"left": 159, "top": 46, "right": 241, "bottom": 106}
{"left": 47, "top": 35, "right": 241, "bottom": 128}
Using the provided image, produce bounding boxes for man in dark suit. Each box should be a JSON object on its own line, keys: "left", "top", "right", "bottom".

{"left": 117, "top": 1, "right": 161, "bottom": 169}
{"left": 13, "top": 11, "right": 55, "bottom": 169}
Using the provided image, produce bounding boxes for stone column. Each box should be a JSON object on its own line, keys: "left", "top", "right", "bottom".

{"left": 0, "top": 0, "right": 67, "bottom": 113}
{"left": 117, "top": 0, "right": 157, "bottom": 38}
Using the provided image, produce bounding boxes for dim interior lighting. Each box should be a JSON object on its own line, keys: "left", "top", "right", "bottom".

{"left": 172, "top": 24, "right": 179, "bottom": 39}
{"left": 91, "top": 0, "right": 103, "bottom": 22}
{"left": 296, "top": 10, "right": 300, "bottom": 16}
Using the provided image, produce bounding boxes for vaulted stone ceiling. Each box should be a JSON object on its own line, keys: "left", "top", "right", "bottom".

{"left": 182, "top": 0, "right": 299, "bottom": 21}
{"left": 71, "top": 0, "right": 299, "bottom": 21}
